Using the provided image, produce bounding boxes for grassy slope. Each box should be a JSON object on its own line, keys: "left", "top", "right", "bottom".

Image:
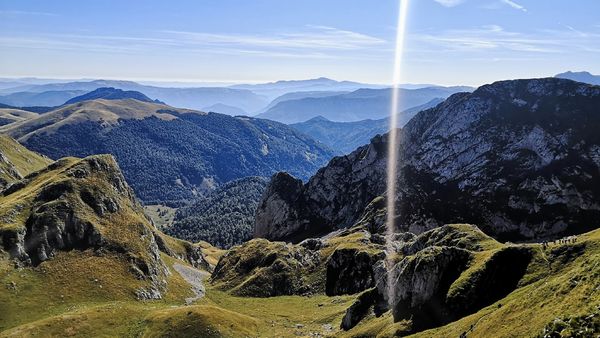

{"left": 410, "top": 228, "right": 600, "bottom": 338}
{"left": 0, "top": 99, "right": 199, "bottom": 141}
{"left": 0, "top": 154, "right": 597, "bottom": 338}
{"left": 144, "top": 204, "right": 177, "bottom": 229}
{"left": 1, "top": 252, "right": 354, "bottom": 337}
{"left": 0, "top": 146, "right": 354, "bottom": 337}
{"left": 0, "top": 109, "right": 37, "bottom": 125}
{"left": 344, "top": 226, "right": 600, "bottom": 338}
{"left": 1, "top": 225, "right": 599, "bottom": 337}
{"left": 0, "top": 134, "right": 51, "bottom": 184}
{"left": 198, "top": 240, "right": 226, "bottom": 268}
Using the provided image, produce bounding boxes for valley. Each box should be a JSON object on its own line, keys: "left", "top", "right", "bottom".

{"left": 2, "top": 0, "right": 600, "bottom": 336}
{"left": 0, "top": 92, "right": 335, "bottom": 205}
{"left": 0, "top": 75, "right": 599, "bottom": 337}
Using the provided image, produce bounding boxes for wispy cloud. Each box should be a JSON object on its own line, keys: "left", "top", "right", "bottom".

{"left": 0, "top": 26, "right": 386, "bottom": 59}
{"left": 162, "top": 26, "right": 385, "bottom": 51}
{"left": 414, "top": 25, "right": 556, "bottom": 53}
{"left": 500, "top": 0, "right": 527, "bottom": 12}
{"left": 433, "top": 0, "right": 466, "bottom": 7}
{"left": 411, "top": 24, "right": 600, "bottom": 55}
{"left": 0, "top": 10, "right": 57, "bottom": 17}
{"left": 561, "top": 24, "right": 587, "bottom": 37}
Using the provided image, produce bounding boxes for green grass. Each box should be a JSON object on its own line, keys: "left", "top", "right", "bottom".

{"left": 197, "top": 241, "right": 226, "bottom": 268}
{"left": 344, "top": 228, "right": 600, "bottom": 338}
{"left": 143, "top": 204, "right": 176, "bottom": 229}
{"left": 200, "top": 288, "right": 354, "bottom": 337}
{"left": 2, "top": 227, "right": 599, "bottom": 337}
{"left": 0, "top": 135, "right": 52, "bottom": 186}
{"left": 142, "top": 305, "right": 259, "bottom": 338}
{"left": 0, "top": 157, "right": 78, "bottom": 232}
{"left": 1, "top": 155, "right": 598, "bottom": 338}
{"left": 1, "top": 248, "right": 356, "bottom": 338}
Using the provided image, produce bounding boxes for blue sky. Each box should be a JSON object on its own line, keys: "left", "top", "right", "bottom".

{"left": 0, "top": 0, "right": 599, "bottom": 86}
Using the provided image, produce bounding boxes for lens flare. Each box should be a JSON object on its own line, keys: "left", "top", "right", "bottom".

{"left": 386, "top": 0, "right": 410, "bottom": 312}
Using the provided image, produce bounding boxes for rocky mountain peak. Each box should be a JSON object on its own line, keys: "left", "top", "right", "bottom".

{"left": 255, "top": 78, "right": 600, "bottom": 242}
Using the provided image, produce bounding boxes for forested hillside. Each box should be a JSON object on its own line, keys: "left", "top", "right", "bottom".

{"left": 166, "top": 177, "right": 269, "bottom": 248}
{"left": 2, "top": 99, "right": 334, "bottom": 204}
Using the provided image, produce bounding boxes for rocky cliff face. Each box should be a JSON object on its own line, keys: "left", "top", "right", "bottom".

{"left": 340, "top": 224, "right": 534, "bottom": 332}
{"left": 255, "top": 78, "right": 600, "bottom": 241}
{"left": 0, "top": 154, "right": 207, "bottom": 299}
{"left": 210, "top": 238, "right": 321, "bottom": 297}
{"left": 254, "top": 136, "right": 387, "bottom": 242}
{"left": 212, "top": 227, "right": 384, "bottom": 298}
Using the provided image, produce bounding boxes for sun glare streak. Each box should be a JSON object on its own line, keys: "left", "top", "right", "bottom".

{"left": 386, "top": 0, "right": 410, "bottom": 313}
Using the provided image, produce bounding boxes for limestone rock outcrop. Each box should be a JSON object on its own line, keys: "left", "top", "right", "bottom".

{"left": 255, "top": 78, "right": 600, "bottom": 242}
{"left": 0, "top": 154, "right": 207, "bottom": 300}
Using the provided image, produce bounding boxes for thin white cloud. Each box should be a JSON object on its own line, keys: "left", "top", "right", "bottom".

{"left": 433, "top": 0, "right": 466, "bottom": 7}
{"left": 0, "top": 26, "right": 386, "bottom": 59}
{"left": 561, "top": 24, "right": 587, "bottom": 37}
{"left": 0, "top": 10, "right": 57, "bottom": 17}
{"left": 162, "top": 26, "right": 385, "bottom": 51}
{"left": 500, "top": 0, "right": 527, "bottom": 12}
{"left": 411, "top": 24, "right": 600, "bottom": 54}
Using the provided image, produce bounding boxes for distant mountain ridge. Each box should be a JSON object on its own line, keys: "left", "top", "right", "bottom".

{"left": 202, "top": 103, "right": 247, "bottom": 116}
{"left": 230, "top": 77, "right": 386, "bottom": 101}
{"left": 0, "top": 79, "right": 269, "bottom": 113}
{"left": 65, "top": 87, "right": 163, "bottom": 105}
{"left": 555, "top": 71, "right": 600, "bottom": 85}
{"left": 258, "top": 90, "right": 349, "bottom": 114}
{"left": 0, "top": 98, "right": 335, "bottom": 204}
{"left": 0, "top": 90, "right": 86, "bottom": 107}
{"left": 290, "top": 98, "right": 443, "bottom": 154}
{"left": 257, "top": 86, "right": 471, "bottom": 123}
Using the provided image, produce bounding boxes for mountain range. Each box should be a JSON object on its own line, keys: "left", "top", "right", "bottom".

{"left": 0, "top": 97, "right": 335, "bottom": 204}
{"left": 258, "top": 90, "right": 349, "bottom": 113}
{"left": 256, "top": 77, "right": 600, "bottom": 242}
{"left": 0, "top": 90, "right": 87, "bottom": 107}
{"left": 1, "top": 76, "right": 599, "bottom": 338}
{"left": 290, "top": 98, "right": 444, "bottom": 154}
{"left": 555, "top": 70, "right": 600, "bottom": 85}
{"left": 256, "top": 86, "right": 472, "bottom": 123}
{"left": 0, "top": 79, "right": 268, "bottom": 113}
{"left": 0, "top": 78, "right": 473, "bottom": 123}
{"left": 229, "top": 77, "right": 386, "bottom": 101}
{"left": 0, "top": 77, "right": 387, "bottom": 114}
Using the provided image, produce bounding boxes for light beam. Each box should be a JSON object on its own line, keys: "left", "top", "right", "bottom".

{"left": 386, "top": 0, "right": 410, "bottom": 313}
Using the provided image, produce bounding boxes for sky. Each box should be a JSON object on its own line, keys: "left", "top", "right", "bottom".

{"left": 0, "top": 0, "right": 599, "bottom": 86}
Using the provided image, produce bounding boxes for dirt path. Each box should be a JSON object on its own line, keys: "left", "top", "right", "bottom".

{"left": 173, "top": 263, "right": 209, "bottom": 305}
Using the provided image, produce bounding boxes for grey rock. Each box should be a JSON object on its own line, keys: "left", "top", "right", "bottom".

{"left": 255, "top": 78, "right": 600, "bottom": 242}
{"left": 326, "top": 248, "right": 384, "bottom": 296}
